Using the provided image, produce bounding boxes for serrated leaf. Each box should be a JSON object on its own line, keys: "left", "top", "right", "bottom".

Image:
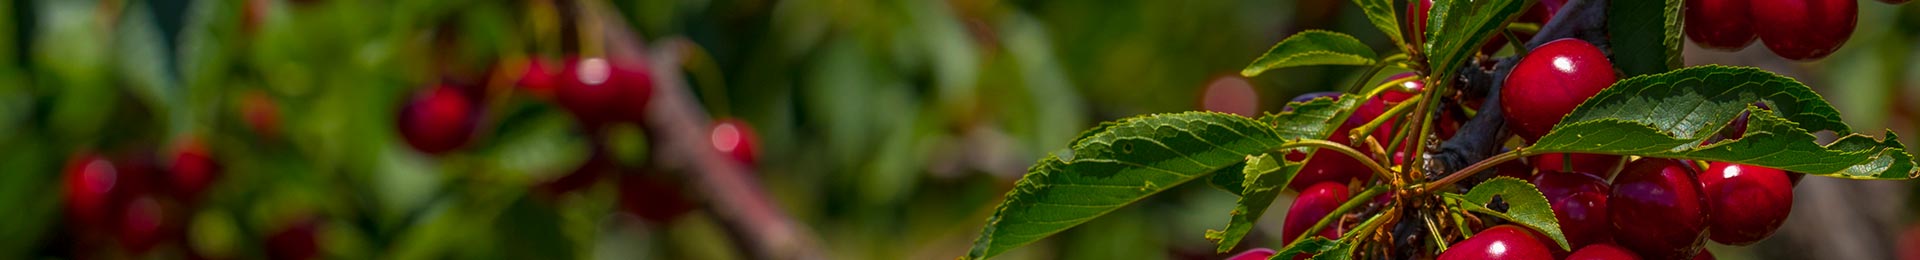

{"left": 1532, "top": 66, "right": 1918, "bottom": 179}
{"left": 1608, "top": 0, "right": 1684, "bottom": 77}
{"left": 1457, "top": 177, "right": 1569, "bottom": 250}
{"left": 1423, "top": 0, "right": 1530, "bottom": 81}
{"left": 1273, "top": 237, "right": 1344, "bottom": 260}
{"left": 1207, "top": 162, "right": 1249, "bottom": 194}
{"left": 1208, "top": 97, "right": 1366, "bottom": 253}
{"left": 1353, "top": 0, "right": 1403, "bottom": 45}
{"left": 1241, "top": 30, "right": 1378, "bottom": 77}
{"left": 964, "top": 112, "right": 1288, "bottom": 260}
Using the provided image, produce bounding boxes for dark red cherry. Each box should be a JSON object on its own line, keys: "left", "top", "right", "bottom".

{"left": 1407, "top": 0, "right": 1433, "bottom": 45}
{"left": 397, "top": 84, "right": 479, "bottom": 155}
{"left": 1700, "top": 162, "right": 1793, "bottom": 245}
{"left": 711, "top": 118, "right": 761, "bottom": 166}
{"left": 1610, "top": 159, "right": 1709, "bottom": 259}
{"left": 555, "top": 57, "right": 624, "bottom": 126}
{"left": 117, "top": 195, "right": 169, "bottom": 253}
{"left": 1751, "top": 0, "right": 1856, "bottom": 60}
{"left": 267, "top": 217, "right": 321, "bottom": 260}
{"left": 620, "top": 172, "right": 698, "bottom": 224}
{"left": 1685, "top": 0, "right": 1758, "bottom": 50}
{"left": 64, "top": 153, "right": 119, "bottom": 227}
{"left": 1530, "top": 153, "right": 1622, "bottom": 180}
{"left": 1437, "top": 225, "right": 1554, "bottom": 260}
{"left": 515, "top": 58, "right": 559, "bottom": 99}
{"left": 608, "top": 59, "right": 656, "bottom": 123}
{"left": 1694, "top": 250, "right": 1716, "bottom": 260}
{"left": 1532, "top": 170, "right": 1613, "bottom": 250}
{"left": 1566, "top": 243, "right": 1642, "bottom": 260}
{"left": 1282, "top": 182, "right": 1349, "bottom": 245}
{"left": 1225, "top": 248, "right": 1276, "bottom": 260}
{"left": 1201, "top": 75, "right": 1260, "bottom": 117}
{"left": 1501, "top": 39, "right": 1618, "bottom": 141}
{"left": 167, "top": 137, "right": 221, "bottom": 200}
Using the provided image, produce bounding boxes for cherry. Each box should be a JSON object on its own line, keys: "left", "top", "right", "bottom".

{"left": 1751, "top": 0, "right": 1856, "bottom": 60}
{"left": 1501, "top": 39, "right": 1617, "bottom": 142}
{"left": 1282, "top": 182, "right": 1349, "bottom": 245}
{"left": 1694, "top": 250, "right": 1716, "bottom": 260}
{"left": 711, "top": 118, "right": 761, "bottom": 166}
{"left": 1437, "top": 225, "right": 1554, "bottom": 260}
{"left": 515, "top": 58, "right": 559, "bottom": 99}
{"left": 1699, "top": 162, "right": 1793, "bottom": 245}
{"left": 620, "top": 172, "right": 698, "bottom": 224}
{"left": 1200, "top": 75, "right": 1260, "bottom": 117}
{"left": 1684, "top": 0, "right": 1758, "bottom": 50}
{"left": 1493, "top": 156, "right": 1534, "bottom": 180}
{"left": 1609, "top": 158, "right": 1709, "bottom": 259}
{"left": 1530, "top": 153, "right": 1622, "bottom": 180}
{"left": 118, "top": 195, "right": 169, "bottom": 253}
{"left": 240, "top": 90, "right": 282, "bottom": 139}
{"left": 1406, "top": 0, "right": 1432, "bottom": 45}
{"left": 167, "top": 137, "right": 221, "bottom": 200}
{"left": 1531, "top": 170, "right": 1613, "bottom": 250}
{"left": 267, "top": 217, "right": 321, "bottom": 260}
{"left": 64, "top": 153, "right": 119, "bottom": 227}
{"left": 397, "top": 84, "right": 479, "bottom": 155}
{"left": 608, "top": 59, "right": 656, "bottom": 123}
{"left": 1225, "top": 248, "right": 1276, "bottom": 260}
{"left": 555, "top": 57, "right": 624, "bottom": 126}
{"left": 1566, "top": 243, "right": 1642, "bottom": 260}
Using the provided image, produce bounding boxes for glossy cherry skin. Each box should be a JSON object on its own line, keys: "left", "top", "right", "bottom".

{"left": 64, "top": 153, "right": 120, "bottom": 227}
{"left": 1282, "top": 182, "right": 1349, "bottom": 245}
{"left": 168, "top": 137, "right": 221, "bottom": 200}
{"left": 1685, "top": 0, "right": 1758, "bottom": 50}
{"left": 1502, "top": 39, "right": 1618, "bottom": 141}
{"left": 1610, "top": 159, "right": 1709, "bottom": 259}
{"left": 1225, "top": 248, "right": 1276, "bottom": 260}
{"left": 1700, "top": 162, "right": 1793, "bottom": 245}
{"left": 1532, "top": 170, "right": 1614, "bottom": 250}
{"left": 397, "top": 84, "right": 479, "bottom": 155}
{"left": 1530, "top": 153, "right": 1622, "bottom": 180}
{"left": 1694, "top": 250, "right": 1716, "bottom": 260}
{"left": 1201, "top": 76, "right": 1260, "bottom": 117}
{"left": 1751, "top": 0, "right": 1856, "bottom": 60}
{"left": 1566, "top": 243, "right": 1642, "bottom": 260}
{"left": 711, "top": 118, "right": 762, "bottom": 165}
{"left": 555, "top": 57, "right": 623, "bottom": 126}
{"left": 1438, "top": 225, "right": 1555, "bottom": 260}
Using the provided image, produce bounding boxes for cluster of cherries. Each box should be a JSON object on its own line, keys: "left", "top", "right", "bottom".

{"left": 1214, "top": 0, "right": 1817, "bottom": 255}
{"left": 60, "top": 138, "right": 313, "bottom": 259}
{"left": 1685, "top": 0, "right": 1903, "bottom": 60}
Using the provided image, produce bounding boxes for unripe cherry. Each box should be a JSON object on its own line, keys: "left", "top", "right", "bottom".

{"left": 1532, "top": 170, "right": 1613, "bottom": 250}
{"left": 1700, "top": 162, "right": 1793, "bottom": 245}
{"left": 1566, "top": 243, "right": 1642, "bottom": 260}
{"left": 1684, "top": 0, "right": 1758, "bottom": 50}
{"left": 1437, "top": 225, "right": 1554, "bottom": 260}
{"left": 1502, "top": 39, "right": 1618, "bottom": 141}
{"left": 1281, "top": 182, "right": 1349, "bottom": 245}
{"left": 1751, "top": 0, "right": 1856, "bottom": 60}
{"left": 1610, "top": 159, "right": 1709, "bottom": 259}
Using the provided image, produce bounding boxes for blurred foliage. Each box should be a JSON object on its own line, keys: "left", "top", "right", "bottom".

{"left": 1, "top": 0, "right": 1917, "bottom": 259}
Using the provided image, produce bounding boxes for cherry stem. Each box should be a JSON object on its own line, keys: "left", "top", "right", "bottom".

{"left": 1292, "top": 185, "right": 1388, "bottom": 246}
{"left": 1416, "top": 147, "right": 1532, "bottom": 194}
{"left": 1353, "top": 92, "right": 1420, "bottom": 144}
{"left": 1278, "top": 139, "right": 1398, "bottom": 183}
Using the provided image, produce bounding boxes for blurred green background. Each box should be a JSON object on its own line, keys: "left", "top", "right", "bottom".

{"left": 3, "top": 0, "right": 1920, "bottom": 259}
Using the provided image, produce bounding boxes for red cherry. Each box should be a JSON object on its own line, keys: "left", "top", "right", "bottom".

{"left": 516, "top": 58, "right": 560, "bottom": 99}
{"left": 1531, "top": 170, "right": 1613, "bottom": 250}
{"left": 608, "top": 59, "right": 656, "bottom": 123}
{"left": 267, "top": 218, "right": 321, "bottom": 260}
{"left": 1751, "top": 0, "right": 1856, "bottom": 60}
{"left": 1529, "top": 153, "right": 1622, "bottom": 179}
{"left": 1566, "top": 243, "right": 1642, "bottom": 260}
{"left": 1694, "top": 250, "right": 1716, "bottom": 260}
{"left": 555, "top": 57, "right": 624, "bottom": 126}
{"left": 1609, "top": 159, "right": 1709, "bottom": 259}
{"left": 1225, "top": 248, "right": 1276, "bottom": 260}
{"left": 1287, "top": 93, "right": 1375, "bottom": 191}
{"left": 619, "top": 173, "right": 698, "bottom": 224}
{"left": 1407, "top": 0, "right": 1432, "bottom": 45}
{"left": 397, "top": 84, "right": 479, "bottom": 155}
{"left": 1502, "top": 39, "right": 1617, "bottom": 141}
{"left": 711, "top": 118, "right": 761, "bottom": 166}
{"left": 1437, "top": 225, "right": 1554, "bottom": 260}
{"left": 1684, "top": 0, "right": 1758, "bottom": 50}
{"left": 117, "top": 196, "right": 168, "bottom": 253}
{"left": 1200, "top": 75, "right": 1260, "bottom": 117}
{"left": 64, "top": 153, "right": 119, "bottom": 227}
{"left": 1700, "top": 162, "right": 1793, "bottom": 245}
{"left": 1493, "top": 157, "right": 1534, "bottom": 180}
{"left": 168, "top": 137, "right": 221, "bottom": 200}
{"left": 1282, "top": 182, "right": 1349, "bottom": 245}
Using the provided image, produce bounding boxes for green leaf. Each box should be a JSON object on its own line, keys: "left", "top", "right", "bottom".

{"left": 1532, "top": 66, "right": 1919, "bottom": 180}
{"left": 1608, "top": 0, "right": 1684, "bottom": 77}
{"left": 1458, "top": 177, "right": 1569, "bottom": 250}
{"left": 964, "top": 112, "right": 1287, "bottom": 260}
{"left": 1423, "top": 0, "right": 1530, "bottom": 81}
{"left": 1207, "top": 96, "right": 1367, "bottom": 253}
{"left": 1240, "top": 30, "right": 1378, "bottom": 77}
{"left": 1273, "top": 237, "right": 1344, "bottom": 260}
{"left": 1353, "top": 0, "right": 1403, "bottom": 45}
